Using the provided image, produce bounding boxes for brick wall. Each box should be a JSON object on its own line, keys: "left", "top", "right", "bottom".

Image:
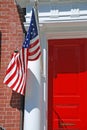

{"left": 0, "top": 0, "right": 25, "bottom": 130}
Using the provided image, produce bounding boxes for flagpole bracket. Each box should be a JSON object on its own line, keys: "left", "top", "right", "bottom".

{"left": 42, "top": 74, "right": 46, "bottom": 82}
{"left": 14, "top": 48, "right": 19, "bottom": 53}
{"left": 34, "top": 0, "right": 38, "bottom": 8}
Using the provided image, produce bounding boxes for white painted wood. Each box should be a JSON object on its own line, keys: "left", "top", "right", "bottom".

{"left": 38, "top": 18, "right": 87, "bottom": 130}
{"left": 40, "top": 34, "right": 48, "bottom": 130}
{"left": 43, "top": 49, "right": 46, "bottom": 77}
{"left": 25, "top": 10, "right": 87, "bottom": 24}
{"left": 17, "top": 0, "right": 87, "bottom": 7}
{"left": 23, "top": 57, "right": 42, "bottom": 130}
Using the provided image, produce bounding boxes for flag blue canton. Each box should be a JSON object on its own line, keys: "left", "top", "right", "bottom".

{"left": 23, "top": 8, "right": 38, "bottom": 48}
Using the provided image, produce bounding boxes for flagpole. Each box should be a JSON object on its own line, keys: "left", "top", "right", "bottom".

{"left": 34, "top": 0, "right": 40, "bottom": 33}
{"left": 34, "top": 0, "right": 38, "bottom": 8}
{"left": 34, "top": 0, "right": 38, "bottom": 10}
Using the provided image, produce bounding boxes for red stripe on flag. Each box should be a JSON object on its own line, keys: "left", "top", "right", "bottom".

{"left": 28, "top": 46, "right": 40, "bottom": 56}
{"left": 3, "top": 49, "right": 27, "bottom": 95}
{"left": 28, "top": 51, "right": 41, "bottom": 61}
{"left": 29, "top": 39, "right": 39, "bottom": 48}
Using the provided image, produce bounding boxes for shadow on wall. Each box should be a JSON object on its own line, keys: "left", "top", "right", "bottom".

{"left": 9, "top": 4, "right": 26, "bottom": 130}
{"left": 0, "top": 32, "right": 1, "bottom": 69}
{"left": 16, "top": 4, "right": 26, "bottom": 34}
{"left": 9, "top": 4, "right": 26, "bottom": 110}
{"left": 0, "top": 126, "right": 6, "bottom": 130}
{"left": 9, "top": 3, "right": 26, "bottom": 111}
{"left": 10, "top": 91, "right": 24, "bottom": 130}
{"left": 10, "top": 91, "right": 24, "bottom": 110}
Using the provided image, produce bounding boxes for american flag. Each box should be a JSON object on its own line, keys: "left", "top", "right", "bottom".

{"left": 23, "top": 8, "right": 41, "bottom": 60}
{"left": 3, "top": 49, "right": 28, "bottom": 95}
{"left": 3, "top": 7, "right": 41, "bottom": 95}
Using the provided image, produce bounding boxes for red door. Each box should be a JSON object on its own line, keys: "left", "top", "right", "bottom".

{"left": 48, "top": 39, "right": 87, "bottom": 130}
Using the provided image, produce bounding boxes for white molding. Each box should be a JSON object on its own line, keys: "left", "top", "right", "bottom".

{"left": 25, "top": 9, "right": 87, "bottom": 24}
{"left": 40, "top": 19, "right": 87, "bottom": 130}
{"left": 41, "top": 21, "right": 87, "bottom": 39}
{"left": 24, "top": 20, "right": 87, "bottom": 39}
{"left": 17, "top": 0, "right": 87, "bottom": 8}
{"left": 25, "top": 1, "right": 87, "bottom": 27}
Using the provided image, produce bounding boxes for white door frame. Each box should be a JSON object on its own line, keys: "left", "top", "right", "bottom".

{"left": 40, "top": 20, "right": 87, "bottom": 130}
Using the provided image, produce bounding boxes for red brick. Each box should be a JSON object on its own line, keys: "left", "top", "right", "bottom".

{"left": 0, "top": 0, "right": 24, "bottom": 130}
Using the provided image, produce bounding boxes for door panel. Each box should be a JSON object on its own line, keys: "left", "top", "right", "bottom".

{"left": 48, "top": 39, "right": 87, "bottom": 130}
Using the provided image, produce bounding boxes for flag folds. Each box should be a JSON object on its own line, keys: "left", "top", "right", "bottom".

{"left": 23, "top": 8, "right": 41, "bottom": 61}
{"left": 3, "top": 49, "right": 27, "bottom": 95}
{"left": 3, "top": 7, "right": 41, "bottom": 95}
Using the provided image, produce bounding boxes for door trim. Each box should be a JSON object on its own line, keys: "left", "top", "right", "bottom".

{"left": 40, "top": 21, "right": 87, "bottom": 130}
